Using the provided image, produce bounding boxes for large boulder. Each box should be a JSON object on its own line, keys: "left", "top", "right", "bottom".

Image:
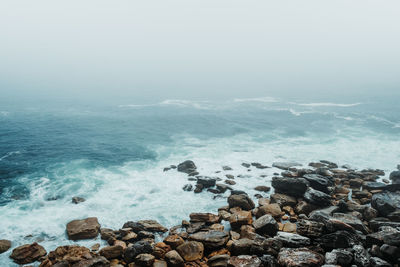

{"left": 10, "top": 242, "right": 47, "bottom": 264}
{"left": 0, "top": 239, "right": 11, "bottom": 254}
{"left": 371, "top": 191, "right": 400, "bottom": 217}
{"left": 66, "top": 217, "right": 100, "bottom": 240}
{"left": 253, "top": 215, "right": 278, "bottom": 237}
{"left": 277, "top": 248, "right": 324, "bottom": 267}
{"left": 176, "top": 241, "right": 204, "bottom": 261}
{"left": 228, "top": 194, "right": 255, "bottom": 210}
{"left": 271, "top": 177, "right": 309, "bottom": 197}
{"left": 177, "top": 160, "right": 197, "bottom": 174}
{"left": 189, "top": 230, "right": 229, "bottom": 249}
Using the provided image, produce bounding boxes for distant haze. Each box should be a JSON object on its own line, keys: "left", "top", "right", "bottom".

{"left": 0, "top": 0, "right": 399, "bottom": 104}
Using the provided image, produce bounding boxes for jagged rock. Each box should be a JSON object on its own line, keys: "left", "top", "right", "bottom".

{"left": 240, "top": 225, "right": 256, "bottom": 240}
{"left": 137, "top": 220, "right": 168, "bottom": 232}
{"left": 256, "top": 203, "right": 282, "bottom": 218}
{"left": 275, "top": 232, "right": 310, "bottom": 247}
{"left": 229, "top": 211, "right": 253, "bottom": 229}
{"left": 190, "top": 213, "right": 220, "bottom": 223}
{"left": 0, "top": 239, "right": 11, "bottom": 254}
{"left": 295, "top": 201, "right": 319, "bottom": 215}
{"left": 253, "top": 215, "right": 278, "bottom": 237}
{"left": 123, "top": 241, "right": 153, "bottom": 263}
{"left": 135, "top": 253, "right": 155, "bottom": 266}
{"left": 353, "top": 245, "right": 370, "bottom": 267}
{"left": 165, "top": 250, "right": 184, "bottom": 267}
{"left": 176, "top": 241, "right": 204, "bottom": 261}
{"left": 189, "top": 230, "right": 229, "bottom": 249}
{"left": 271, "top": 177, "right": 309, "bottom": 197}
{"left": 228, "top": 194, "right": 255, "bottom": 210}
{"left": 371, "top": 191, "right": 400, "bottom": 217}
{"left": 272, "top": 162, "right": 302, "bottom": 170}
{"left": 153, "top": 242, "right": 171, "bottom": 258}
{"left": 10, "top": 242, "right": 47, "bottom": 264}
{"left": 316, "top": 231, "right": 362, "bottom": 249}
{"left": 208, "top": 254, "right": 230, "bottom": 267}
{"left": 277, "top": 248, "right": 324, "bottom": 267}
{"left": 99, "top": 245, "right": 123, "bottom": 259}
{"left": 370, "top": 257, "right": 392, "bottom": 267}
{"left": 302, "top": 174, "right": 334, "bottom": 193}
{"left": 330, "top": 213, "right": 368, "bottom": 233}
{"left": 66, "top": 217, "right": 100, "bottom": 240}
{"left": 270, "top": 193, "right": 297, "bottom": 207}
{"left": 177, "top": 160, "right": 197, "bottom": 174}
{"left": 369, "top": 218, "right": 400, "bottom": 231}
{"left": 297, "top": 220, "right": 325, "bottom": 238}
{"left": 325, "top": 249, "right": 353, "bottom": 266}
{"left": 304, "top": 188, "right": 332, "bottom": 207}
{"left": 39, "top": 245, "right": 92, "bottom": 267}
{"left": 367, "top": 227, "right": 400, "bottom": 247}
{"left": 197, "top": 176, "right": 217, "bottom": 188}
{"left": 228, "top": 255, "right": 262, "bottom": 267}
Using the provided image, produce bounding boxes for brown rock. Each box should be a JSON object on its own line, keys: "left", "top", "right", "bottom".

{"left": 283, "top": 223, "right": 297, "bottom": 233}
{"left": 255, "top": 203, "right": 282, "bottom": 218}
{"left": 135, "top": 253, "right": 155, "bottom": 266}
{"left": 270, "top": 193, "right": 297, "bottom": 207}
{"left": 40, "top": 245, "right": 91, "bottom": 266}
{"left": 254, "top": 186, "right": 270, "bottom": 192}
{"left": 0, "top": 239, "right": 11, "bottom": 254}
{"left": 229, "top": 211, "right": 253, "bottom": 229}
{"left": 188, "top": 231, "right": 229, "bottom": 249}
{"left": 165, "top": 250, "right": 184, "bottom": 266}
{"left": 100, "top": 245, "right": 123, "bottom": 259}
{"left": 153, "top": 260, "right": 168, "bottom": 267}
{"left": 258, "top": 198, "right": 270, "bottom": 206}
{"left": 70, "top": 256, "right": 109, "bottom": 267}
{"left": 225, "top": 180, "right": 236, "bottom": 185}
{"left": 153, "top": 242, "right": 171, "bottom": 258}
{"left": 240, "top": 225, "right": 256, "bottom": 240}
{"left": 227, "top": 255, "right": 261, "bottom": 267}
{"left": 190, "top": 213, "right": 220, "bottom": 223}
{"left": 176, "top": 241, "right": 204, "bottom": 261}
{"left": 66, "top": 217, "right": 100, "bottom": 240}
{"left": 164, "top": 235, "right": 185, "bottom": 249}
{"left": 137, "top": 220, "right": 168, "bottom": 233}
{"left": 10, "top": 242, "right": 46, "bottom": 264}
{"left": 228, "top": 194, "right": 255, "bottom": 210}
{"left": 295, "top": 201, "right": 318, "bottom": 216}
{"left": 277, "top": 248, "right": 324, "bottom": 267}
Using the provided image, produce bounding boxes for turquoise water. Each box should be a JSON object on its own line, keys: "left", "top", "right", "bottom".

{"left": 0, "top": 96, "right": 399, "bottom": 265}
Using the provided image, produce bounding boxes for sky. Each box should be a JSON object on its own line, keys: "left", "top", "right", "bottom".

{"left": 0, "top": 0, "right": 399, "bottom": 104}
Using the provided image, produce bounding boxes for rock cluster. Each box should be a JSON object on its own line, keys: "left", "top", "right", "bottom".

{"left": 5, "top": 160, "right": 400, "bottom": 267}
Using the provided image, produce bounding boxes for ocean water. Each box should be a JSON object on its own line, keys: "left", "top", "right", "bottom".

{"left": 0, "top": 96, "right": 400, "bottom": 266}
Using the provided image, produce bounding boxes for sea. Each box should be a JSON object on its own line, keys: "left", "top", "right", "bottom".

{"left": 0, "top": 95, "right": 399, "bottom": 265}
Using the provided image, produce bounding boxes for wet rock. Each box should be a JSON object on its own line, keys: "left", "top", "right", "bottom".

{"left": 277, "top": 248, "right": 324, "bottom": 267}
{"left": 270, "top": 193, "right": 297, "bottom": 207}
{"left": 369, "top": 257, "right": 392, "bottom": 267}
{"left": 72, "top": 197, "right": 86, "bottom": 204}
{"left": 256, "top": 203, "right": 282, "bottom": 218}
{"left": 100, "top": 228, "right": 116, "bottom": 244}
{"left": 165, "top": 250, "right": 184, "bottom": 267}
{"left": 371, "top": 191, "right": 400, "bottom": 217}
{"left": 197, "top": 176, "right": 217, "bottom": 188}
{"left": 367, "top": 227, "right": 400, "bottom": 247}
{"left": 99, "top": 245, "right": 123, "bottom": 259}
{"left": 369, "top": 218, "right": 400, "bottom": 231}
{"left": 227, "top": 255, "right": 261, "bottom": 267}
{"left": 253, "top": 215, "right": 278, "bottom": 237}
{"left": 190, "top": 213, "right": 220, "bottom": 223}
{"left": 271, "top": 177, "right": 309, "bottom": 197}
{"left": 0, "top": 239, "right": 11, "bottom": 254}
{"left": 380, "top": 244, "right": 399, "bottom": 262}
{"left": 66, "top": 217, "right": 100, "bottom": 240}
{"left": 363, "top": 182, "right": 387, "bottom": 191}
{"left": 164, "top": 235, "right": 185, "bottom": 249}
{"left": 231, "top": 238, "right": 254, "bottom": 255}
{"left": 217, "top": 183, "right": 233, "bottom": 193}
{"left": 225, "top": 180, "right": 236, "bottom": 185}
{"left": 242, "top": 163, "right": 251, "bottom": 168}
{"left": 228, "top": 194, "right": 255, "bottom": 210}
{"left": 208, "top": 254, "right": 230, "bottom": 267}
{"left": 10, "top": 242, "right": 47, "bottom": 264}
{"left": 176, "top": 241, "right": 204, "bottom": 261}
{"left": 296, "top": 220, "right": 325, "bottom": 238}
{"left": 223, "top": 166, "right": 233, "bottom": 171}
{"left": 254, "top": 186, "right": 270, "bottom": 192}
{"left": 39, "top": 245, "right": 92, "bottom": 266}
{"left": 72, "top": 256, "right": 109, "bottom": 267}
{"left": 390, "top": 171, "right": 400, "bottom": 184}
{"left": 283, "top": 222, "right": 297, "bottom": 233}
{"left": 304, "top": 188, "right": 332, "bottom": 207}
{"left": 135, "top": 253, "right": 155, "bottom": 266}
{"left": 387, "top": 210, "right": 400, "bottom": 222}
{"left": 229, "top": 211, "right": 253, "bottom": 229}
{"left": 272, "top": 162, "right": 302, "bottom": 170}
{"left": 275, "top": 232, "right": 310, "bottom": 247}
{"left": 137, "top": 220, "right": 168, "bottom": 232}
{"left": 123, "top": 241, "right": 153, "bottom": 263}
{"left": 259, "top": 254, "right": 278, "bottom": 267}
{"left": 183, "top": 184, "right": 193, "bottom": 191}
{"left": 330, "top": 213, "right": 368, "bottom": 233}
{"left": 177, "top": 160, "right": 197, "bottom": 174}
{"left": 302, "top": 174, "right": 334, "bottom": 193}
{"left": 189, "top": 230, "right": 229, "bottom": 249}
{"left": 153, "top": 242, "right": 171, "bottom": 258}
{"left": 353, "top": 245, "right": 370, "bottom": 267}
{"left": 295, "top": 201, "right": 319, "bottom": 216}
{"left": 324, "top": 249, "right": 353, "bottom": 266}
{"left": 316, "top": 230, "right": 362, "bottom": 249}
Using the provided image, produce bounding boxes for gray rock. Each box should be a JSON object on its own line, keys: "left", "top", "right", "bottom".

{"left": 0, "top": 240, "right": 11, "bottom": 254}
{"left": 272, "top": 162, "right": 302, "bottom": 170}
{"left": 253, "top": 215, "right": 278, "bottom": 237}
{"left": 196, "top": 176, "right": 217, "bottom": 188}
{"left": 189, "top": 230, "right": 229, "bottom": 249}
{"left": 277, "top": 248, "right": 324, "bottom": 267}
{"left": 371, "top": 191, "right": 400, "bottom": 217}
{"left": 177, "top": 160, "right": 197, "bottom": 174}
{"left": 302, "top": 174, "right": 334, "bottom": 193}
{"left": 316, "top": 231, "right": 362, "bottom": 249}
{"left": 271, "top": 177, "right": 309, "bottom": 197}
{"left": 325, "top": 249, "right": 353, "bottom": 266}
{"left": 275, "top": 232, "right": 310, "bottom": 247}
{"left": 304, "top": 188, "right": 332, "bottom": 207}
{"left": 390, "top": 171, "right": 400, "bottom": 184}
{"left": 228, "top": 255, "right": 261, "bottom": 267}
{"left": 369, "top": 257, "right": 392, "bottom": 267}
{"left": 353, "top": 245, "right": 370, "bottom": 267}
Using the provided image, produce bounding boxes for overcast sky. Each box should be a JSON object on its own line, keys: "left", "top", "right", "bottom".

{"left": 0, "top": 0, "right": 399, "bottom": 104}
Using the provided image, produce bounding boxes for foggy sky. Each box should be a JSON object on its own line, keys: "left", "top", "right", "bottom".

{"left": 0, "top": 0, "right": 399, "bottom": 104}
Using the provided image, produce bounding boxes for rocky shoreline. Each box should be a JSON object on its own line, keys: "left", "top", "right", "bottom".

{"left": 2, "top": 160, "right": 400, "bottom": 267}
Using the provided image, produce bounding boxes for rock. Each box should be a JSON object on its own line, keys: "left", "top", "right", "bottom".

{"left": 371, "top": 191, "right": 400, "bottom": 217}
{"left": 255, "top": 204, "right": 282, "bottom": 218}
{"left": 240, "top": 225, "right": 256, "bottom": 240}
{"left": 270, "top": 193, "right": 297, "bottom": 207}
{"left": 228, "top": 194, "right": 255, "bottom": 210}
{"left": 225, "top": 180, "right": 236, "bottom": 185}
{"left": 242, "top": 163, "right": 251, "bottom": 168}
{"left": 223, "top": 166, "right": 233, "bottom": 171}
{"left": 176, "top": 241, "right": 204, "bottom": 261}
{"left": 283, "top": 223, "right": 297, "bottom": 233}
{"left": 135, "top": 253, "right": 155, "bottom": 266}
{"left": 353, "top": 245, "right": 370, "bottom": 267}
{"left": 189, "top": 230, "right": 229, "bottom": 249}
{"left": 153, "top": 260, "right": 168, "bottom": 267}
{"left": 363, "top": 182, "right": 387, "bottom": 191}
{"left": 231, "top": 238, "right": 254, "bottom": 255}
{"left": 182, "top": 184, "right": 193, "bottom": 191}
{"left": 190, "top": 213, "right": 220, "bottom": 223}
{"left": 229, "top": 210, "right": 253, "bottom": 229}
{"left": 369, "top": 257, "right": 392, "bottom": 267}
{"left": 390, "top": 171, "right": 400, "bottom": 184}
{"left": 380, "top": 244, "right": 399, "bottom": 262}
{"left": 277, "top": 248, "right": 324, "bottom": 267}
{"left": 153, "top": 242, "right": 171, "bottom": 258}
{"left": 254, "top": 186, "right": 270, "bottom": 192}
{"left": 208, "top": 254, "right": 230, "bottom": 267}
{"left": 123, "top": 241, "right": 153, "bottom": 263}
{"left": 196, "top": 176, "right": 217, "bottom": 188}
{"left": 0, "top": 239, "right": 11, "bottom": 254}
{"left": 71, "top": 256, "right": 109, "bottom": 267}
{"left": 137, "top": 220, "right": 168, "bottom": 232}
{"left": 296, "top": 220, "right": 325, "bottom": 238}
{"left": 272, "top": 162, "right": 302, "bottom": 170}
{"left": 330, "top": 213, "right": 368, "bottom": 233}
{"left": 72, "top": 196, "right": 86, "bottom": 204}
{"left": 369, "top": 218, "right": 400, "bottom": 231}
{"left": 217, "top": 183, "right": 233, "bottom": 193}
{"left": 227, "top": 255, "right": 262, "bottom": 267}
{"left": 316, "top": 231, "right": 362, "bottom": 249}
{"left": 99, "top": 245, "right": 123, "bottom": 259}
{"left": 275, "top": 232, "right": 310, "bottom": 247}
{"left": 66, "top": 217, "right": 100, "bottom": 240}
{"left": 253, "top": 215, "right": 278, "bottom": 237}
{"left": 271, "top": 177, "right": 309, "bottom": 197}
{"left": 387, "top": 210, "right": 400, "bottom": 222}
{"left": 10, "top": 242, "right": 47, "bottom": 264}
{"left": 302, "top": 174, "right": 334, "bottom": 193}
{"left": 100, "top": 228, "right": 116, "bottom": 243}
{"left": 303, "top": 188, "right": 332, "bottom": 207}
{"left": 164, "top": 235, "right": 185, "bottom": 249}
{"left": 177, "top": 160, "right": 197, "bottom": 174}
{"left": 165, "top": 250, "right": 184, "bottom": 267}
{"left": 39, "top": 245, "right": 93, "bottom": 266}
{"left": 324, "top": 249, "right": 353, "bottom": 266}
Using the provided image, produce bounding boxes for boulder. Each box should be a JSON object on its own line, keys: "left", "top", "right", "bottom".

{"left": 255, "top": 204, "right": 282, "bottom": 218}
{"left": 71, "top": 256, "right": 109, "bottom": 267}
{"left": 197, "top": 176, "right": 217, "bottom": 188}
{"left": 189, "top": 230, "right": 229, "bottom": 249}
{"left": 296, "top": 220, "right": 325, "bottom": 238}
{"left": 99, "top": 245, "right": 123, "bottom": 259}
{"left": 123, "top": 241, "right": 153, "bottom": 263}
{"left": 330, "top": 213, "right": 368, "bottom": 233}
{"left": 303, "top": 188, "right": 332, "bottom": 207}
{"left": 229, "top": 210, "right": 253, "bottom": 229}
{"left": 227, "top": 255, "right": 262, "bottom": 267}
{"left": 353, "top": 245, "right": 370, "bottom": 267}
{"left": 164, "top": 235, "right": 185, "bottom": 249}
{"left": 259, "top": 254, "right": 278, "bottom": 267}
{"left": 137, "top": 220, "right": 168, "bottom": 232}
{"left": 324, "top": 249, "right": 353, "bottom": 266}
{"left": 316, "top": 230, "right": 362, "bottom": 249}
{"left": 228, "top": 194, "right": 255, "bottom": 210}
{"left": 371, "top": 191, "right": 400, "bottom": 217}
{"left": 271, "top": 177, "right": 309, "bottom": 197}
{"left": 153, "top": 260, "right": 168, "bottom": 267}
{"left": 10, "top": 242, "right": 47, "bottom": 264}
{"left": 39, "top": 245, "right": 92, "bottom": 266}
{"left": 190, "top": 213, "right": 220, "bottom": 223}
{"left": 66, "top": 217, "right": 100, "bottom": 240}
{"left": 165, "top": 250, "right": 184, "bottom": 267}
{"left": 176, "top": 241, "right": 204, "bottom": 261}
{"left": 177, "top": 160, "right": 197, "bottom": 174}
{"left": 253, "top": 215, "right": 278, "bottom": 237}
{"left": 0, "top": 239, "right": 11, "bottom": 254}
{"left": 135, "top": 253, "right": 155, "bottom": 266}
{"left": 270, "top": 193, "right": 297, "bottom": 207}
{"left": 231, "top": 238, "right": 254, "bottom": 255}
{"left": 369, "top": 257, "right": 392, "bottom": 267}
{"left": 275, "top": 232, "right": 310, "bottom": 247}
{"left": 277, "top": 248, "right": 324, "bottom": 267}
{"left": 71, "top": 196, "right": 86, "bottom": 204}
{"left": 208, "top": 254, "right": 230, "bottom": 267}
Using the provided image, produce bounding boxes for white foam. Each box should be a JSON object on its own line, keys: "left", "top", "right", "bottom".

{"left": 0, "top": 151, "right": 21, "bottom": 161}
{"left": 297, "top": 102, "right": 362, "bottom": 107}
{"left": 233, "top": 97, "right": 278, "bottom": 103}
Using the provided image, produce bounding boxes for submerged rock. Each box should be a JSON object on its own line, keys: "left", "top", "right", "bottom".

{"left": 66, "top": 217, "right": 100, "bottom": 240}
{"left": 10, "top": 242, "right": 47, "bottom": 264}
{"left": 71, "top": 196, "right": 86, "bottom": 204}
